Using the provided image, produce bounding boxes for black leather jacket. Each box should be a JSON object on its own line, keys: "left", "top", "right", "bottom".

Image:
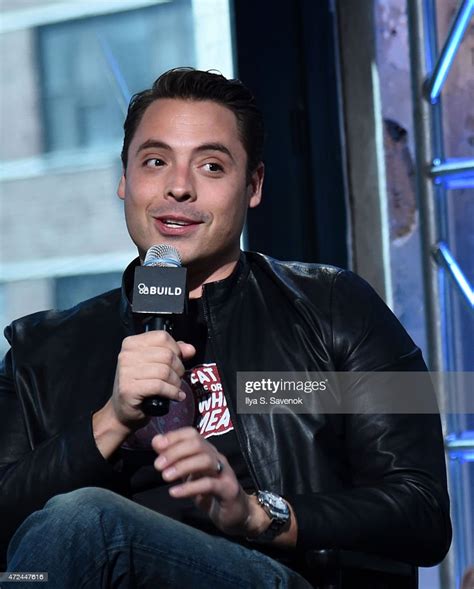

{"left": 0, "top": 252, "right": 451, "bottom": 567}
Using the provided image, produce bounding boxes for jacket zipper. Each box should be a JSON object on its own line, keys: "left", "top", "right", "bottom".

{"left": 201, "top": 286, "right": 262, "bottom": 491}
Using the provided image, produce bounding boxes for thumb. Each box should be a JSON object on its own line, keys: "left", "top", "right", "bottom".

{"left": 177, "top": 341, "right": 196, "bottom": 360}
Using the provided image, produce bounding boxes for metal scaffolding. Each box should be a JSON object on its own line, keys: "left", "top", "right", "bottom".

{"left": 407, "top": 0, "right": 474, "bottom": 587}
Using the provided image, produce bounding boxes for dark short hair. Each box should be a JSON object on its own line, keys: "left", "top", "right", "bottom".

{"left": 121, "top": 67, "right": 264, "bottom": 179}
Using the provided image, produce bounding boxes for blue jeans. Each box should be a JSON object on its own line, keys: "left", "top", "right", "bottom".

{"left": 7, "top": 488, "right": 313, "bottom": 588}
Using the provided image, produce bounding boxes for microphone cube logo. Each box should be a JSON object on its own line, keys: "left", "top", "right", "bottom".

{"left": 133, "top": 266, "right": 187, "bottom": 315}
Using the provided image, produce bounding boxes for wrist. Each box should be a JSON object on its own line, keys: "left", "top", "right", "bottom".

{"left": 92, "top": 401, "right": 132, "bottom": 459}
{"left": 243, "top": 493, "right": 271, "bottom": 538}
{"left": 245, "top": 491, "right": 292, "bottom": 544}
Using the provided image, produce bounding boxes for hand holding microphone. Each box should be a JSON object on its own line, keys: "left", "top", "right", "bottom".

{"left": 93, "top": 244, "right": 194, "bottom": 457}
{"left": 128, "top": 245, "right": 188, "bottom": 416}
{"left": 131, "top": 244, "right": 190, "bottom": 416}
{"left": 110, "top": 330, "right": 195, "bottom": 431}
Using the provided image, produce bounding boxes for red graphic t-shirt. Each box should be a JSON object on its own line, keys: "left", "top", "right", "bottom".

{"left": 185, "top": 363, "right": 234, "bottom": 439}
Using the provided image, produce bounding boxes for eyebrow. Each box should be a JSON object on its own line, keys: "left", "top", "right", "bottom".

{"left": 136, "top": 139, "right": 235, "bottom": 162}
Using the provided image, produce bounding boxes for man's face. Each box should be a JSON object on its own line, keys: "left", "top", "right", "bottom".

{"left": 118, "top": 98, "right": 263, "bottom": 279}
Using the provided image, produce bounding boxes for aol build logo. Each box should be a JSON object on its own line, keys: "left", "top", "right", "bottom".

{"left": 137, "top": 283, "right": 183, "bottom": 296}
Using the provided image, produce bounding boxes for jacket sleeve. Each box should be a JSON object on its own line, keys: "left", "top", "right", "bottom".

{"left": 285, "top": 270, "right": 452, "bottom": 566}
{"left": 0, "top": 345, "right": 128, "bottom": 564}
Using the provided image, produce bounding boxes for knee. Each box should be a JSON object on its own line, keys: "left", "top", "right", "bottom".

{"left": 19, "top": 488, "right": 122, "bottom": 539}
{"left": 45, "top": 487, "right": 121, "bottom": 518}
{"left": 7, "top": 488, "right": 123, "bottom": 566}
{"left": 37, "top": 487, "right": 125, "bottom": 536}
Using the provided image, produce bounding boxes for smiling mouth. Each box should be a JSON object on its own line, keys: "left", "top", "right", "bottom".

{"left": 155, "top": 216, "right": 203, "bottom": 234}
{"left": 158, "top": 216, "right": 201, "bottom": 225}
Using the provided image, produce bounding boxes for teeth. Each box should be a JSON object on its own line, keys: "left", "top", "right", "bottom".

{"left": 163, "top": 219, "right": 189, "bottom": 227}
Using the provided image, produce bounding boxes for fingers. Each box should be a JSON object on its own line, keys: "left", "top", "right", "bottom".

{"left": 111, "top": 332, "right": 195, "bottom": 428}
{"left": 122, "top": 330, "right": 182, "bottom": 355}
{"left": 116, "top": 351, "right": 185, "bottom": 400}
{"left": 160, "top": 453, "right": 222, "bottom": 483}
{"left": 167, "top": 474, "right": 238, "bottom": 499}
{"left": 123, "top": 332, "right": 196, "bottom": 359}
{"left": 153, "top": 428, "right": 213, "bottom": 469}
{"left": 120, "top": 352, "right": 184, "bottom": 381}
{"left": 152, "top": 429, "right": 233, "bottom": 495}
{"left": 152, "top": 428, "right": 254, "bottom": 536}
{"left": 177, "top": 341, "right": 197, "bottom": 361}
{"left": 152, "top": 427, "right": 200, "bottom": 452}
{"left": 121, "top": 379, "right": 186, "bottom": 403}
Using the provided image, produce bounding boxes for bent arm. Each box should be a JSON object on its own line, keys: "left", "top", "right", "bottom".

{"left": 288, "top": 270, "right": 451, "bottom": 566}
{"left": 0, "top": 350, "right": 127, "bottom": 562}
{"left": 286, "top": 411, "right": 451, "bottom": 566}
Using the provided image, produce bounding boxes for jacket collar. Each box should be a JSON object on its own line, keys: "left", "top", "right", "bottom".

{"left": 201, "top": 252, "right": 250, "bottom": 308}
{"left": 120, "top": 257, "right": 141, "bottom": 332}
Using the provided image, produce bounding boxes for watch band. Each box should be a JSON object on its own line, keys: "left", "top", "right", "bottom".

{"left": 246, "top": 490, "right": 291, "bottom": 543}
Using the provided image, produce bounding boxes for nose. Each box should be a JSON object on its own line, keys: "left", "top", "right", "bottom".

{"left": 165, "top": 165, "right": 196, "bottom": 202}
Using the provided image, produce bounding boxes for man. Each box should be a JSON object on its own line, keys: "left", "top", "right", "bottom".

{"left": 1, "top": 68, "right": 451, "bottom": 587}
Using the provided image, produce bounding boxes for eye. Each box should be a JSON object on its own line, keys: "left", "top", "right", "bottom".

{"left": 144, "top": 158, "right": 165, "bottom": 168}
{"left": 203, "top": 162, "right": 224, "bottom": 173}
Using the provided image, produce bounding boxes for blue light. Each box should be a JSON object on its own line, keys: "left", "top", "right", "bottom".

{"left": 428, "top": 0, "right": 474, "bottom": 103}
{"left": 444, "top": 175, "right": 474, "bottom": 190}
{"left": 435, "top": 242, "right": 474, "bottom": 308}
{"left": 446, "top": 431, "right": 474, "bottom": 461}
{"left": 430, "top": 157, "right": 474, "bottom": 187}
{"left": 449, "top": 451, "right": 474, "bottom": 462}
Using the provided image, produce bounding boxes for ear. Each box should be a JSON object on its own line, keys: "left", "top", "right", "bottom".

{"left": 117, "top": 172, "right": 126, "bottom": 200}
{"left": 247, "top": 162, "right": 264, "bottom": 209}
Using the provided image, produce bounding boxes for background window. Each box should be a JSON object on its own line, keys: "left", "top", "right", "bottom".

{"left": 38, "top": 0, "right": 195, "bottom": 153}
{"left": 54, "top": 272, "right": 123, "bottom": 310}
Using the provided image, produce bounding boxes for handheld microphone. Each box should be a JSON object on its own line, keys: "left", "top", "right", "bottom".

{"left": 132, "top": 244, "right": 187, "bottom": 416}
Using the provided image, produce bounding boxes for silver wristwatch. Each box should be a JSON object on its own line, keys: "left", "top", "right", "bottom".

{"left": 248, "top": 490, "right": 291, "bottom": 543}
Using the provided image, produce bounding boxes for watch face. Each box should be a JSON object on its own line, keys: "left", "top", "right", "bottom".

{"left": 259, "top": 491, "right": 289, "bottom": 518}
